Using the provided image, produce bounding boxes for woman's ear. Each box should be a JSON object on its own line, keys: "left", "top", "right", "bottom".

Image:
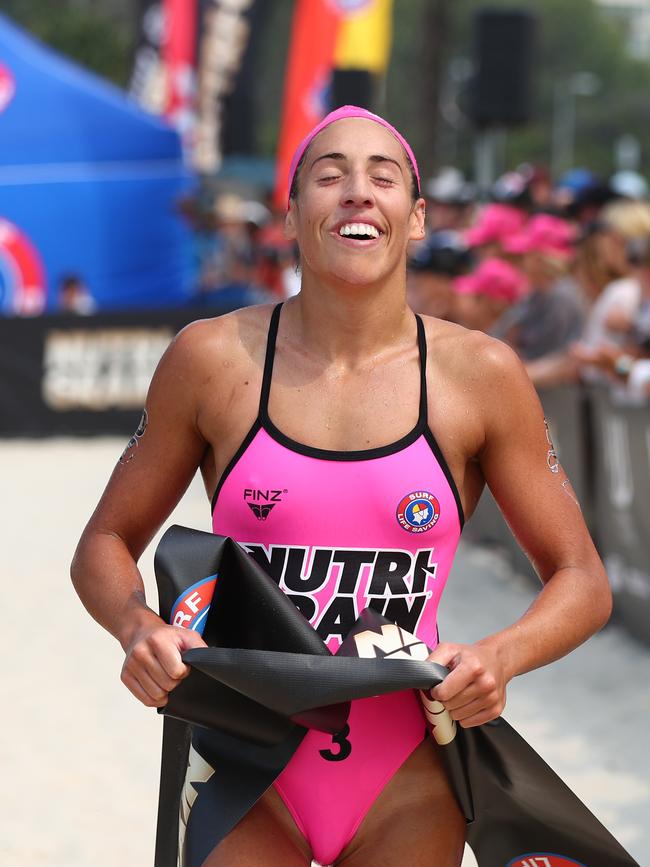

{"left": 285, "top": 202, "right": 298, "bottom": 240}
{"left": 409, "top": 197, "right": 426, "bottom": 241}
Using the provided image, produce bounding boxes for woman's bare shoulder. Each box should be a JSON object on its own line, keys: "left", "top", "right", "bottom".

{"left": 420, "top": 315, "right": 522, "bottom": 383}
{"left": 167, "top": 303, "right": 277, "bottom": 369}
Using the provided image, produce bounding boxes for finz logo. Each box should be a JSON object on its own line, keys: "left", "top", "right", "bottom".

{"left": 507, "top": 855, "right": 586, "bottom": 867}
{"left": 396, "top": 491, "right": 440, "bottom": 533}
{"left": 244, "top": 488, "right": 287, "bottom": 521}
{"left": 170, "top": 575, "right": 217, "bottom": 636}
{"left": 0, "top": 63, "right": 15, "bottom": 114}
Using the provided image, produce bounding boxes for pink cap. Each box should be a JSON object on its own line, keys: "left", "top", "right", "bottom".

{"left": 454, "top": 257, "right": 529, "bottom": 304}
{"left": 464, "top": 204, "right": 527, "bottom": 248}
{"left": 287, "top": 105, "right": 420, "bottom": 207}
{"left": 503, "top": 213, "right": 576, "bottom": 259}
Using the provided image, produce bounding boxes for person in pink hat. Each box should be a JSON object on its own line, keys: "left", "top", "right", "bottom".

{"left": 452, "top": 257, "right": 529, "bottom": 334}
{"left": 503, "top": 213, "right": 576, "bottom": 260}
{"left": 495, "top": 214, "right": 584, "bottom": 361}
{"left": 72, "top": 106, "right": 611, "bottom": 867}
{"left": 464, "top": 202, "right": 528, "bottom": 256}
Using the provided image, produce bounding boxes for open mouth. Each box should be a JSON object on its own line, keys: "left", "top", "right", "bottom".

{"left": 337, "top": 222, "right": 382, "bottom": 241}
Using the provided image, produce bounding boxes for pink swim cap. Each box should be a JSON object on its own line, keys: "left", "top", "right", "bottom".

{"left": 287, "top": 105, "right": 421, "bottom": 207}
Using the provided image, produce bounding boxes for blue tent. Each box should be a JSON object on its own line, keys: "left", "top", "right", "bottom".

{"left": 0, "top": 13, "right": 195, "bottom": 313}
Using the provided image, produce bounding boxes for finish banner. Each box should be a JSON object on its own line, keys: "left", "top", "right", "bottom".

{"left": 153, "top": 525, "right": 638, "bottom": 867}
{"left": 274, "top": 0, "right": 394, "bottom": 206}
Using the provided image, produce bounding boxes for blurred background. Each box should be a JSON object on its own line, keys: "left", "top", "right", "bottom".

{"left": 1, "top": 1, "right": 649, "bottom": 865}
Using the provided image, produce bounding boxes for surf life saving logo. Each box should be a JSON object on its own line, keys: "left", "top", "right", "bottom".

{"left": 396, "top": 491, "right": 440, "bottom": 533}
{"left": 170, "top": 574, "right": 217, "bottom": 636}
{"left": 507, "top": 855, "right": 586, "bottom": 867}
{"left": 0, "top": 63, "right": 15, "bottom": 114}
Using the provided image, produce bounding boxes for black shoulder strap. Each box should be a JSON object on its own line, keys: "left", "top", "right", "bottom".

{"left": 416, "top": 314, "right": 428, "bottom": 425}
{"left": 259, "top": 303, "right": 283, "bottom": 416}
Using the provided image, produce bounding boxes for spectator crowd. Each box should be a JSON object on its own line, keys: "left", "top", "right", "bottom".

{"left": 182, "top": 163, "right": 650, "bottom": 405}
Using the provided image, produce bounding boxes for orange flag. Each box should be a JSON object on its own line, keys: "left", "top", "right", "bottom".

{"left": 274, "top": 0, "right": 394, "bottom": 207}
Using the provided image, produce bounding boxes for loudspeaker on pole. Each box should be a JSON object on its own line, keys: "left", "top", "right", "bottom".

{"left": 468, "top": 8, "right": 537, "bottom": 128}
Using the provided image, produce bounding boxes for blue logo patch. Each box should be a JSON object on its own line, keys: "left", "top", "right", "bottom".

{"left": 396, "top": 491, "right": 441, "bottom": 533}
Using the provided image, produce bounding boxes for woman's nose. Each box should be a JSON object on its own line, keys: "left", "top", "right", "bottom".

{"left": 341, "top": 171, "right": 374, "bottom": 207}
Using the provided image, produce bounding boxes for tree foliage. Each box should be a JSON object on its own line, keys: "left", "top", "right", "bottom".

{"left": 4, "top": 0, "right": 134, "bottom": 87}
{"left": 442, "top": 0, "right": 650, "bottom": 178}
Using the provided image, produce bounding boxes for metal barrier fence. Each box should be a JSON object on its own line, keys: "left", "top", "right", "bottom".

{"left": 0, "top": 311, "right": 648, "bottom": 644}
{"left": 466, "top": 383, "right": 650, "bottom": 647}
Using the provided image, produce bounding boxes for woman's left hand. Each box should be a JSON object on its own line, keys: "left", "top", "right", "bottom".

{"left": 427, "top": 640, "right": 509, "bottom": 728}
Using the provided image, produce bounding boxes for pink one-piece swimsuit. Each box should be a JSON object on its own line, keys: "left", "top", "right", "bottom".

{"left": 211, "top": 304, "right": 464, "bottom": 866}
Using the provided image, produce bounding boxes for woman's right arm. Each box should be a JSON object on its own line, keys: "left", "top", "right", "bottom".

{"left": 71, "top": 323, "right": 213, "bottom": 707}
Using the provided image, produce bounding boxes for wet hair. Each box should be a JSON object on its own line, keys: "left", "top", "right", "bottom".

{"left": 288, "top": 145, "right": 420, "bottom": 204}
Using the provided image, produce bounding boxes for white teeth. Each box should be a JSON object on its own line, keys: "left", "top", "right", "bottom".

{"left": 339, "top": 223, "right": 380, "bottom": 238}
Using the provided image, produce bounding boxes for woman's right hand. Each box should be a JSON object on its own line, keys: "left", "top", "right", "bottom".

{"left": 120, "top": 615, "right": 207, "bottom": 708}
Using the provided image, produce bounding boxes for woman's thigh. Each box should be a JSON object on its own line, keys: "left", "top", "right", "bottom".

{"left": 337, "top": 737, "right": 466, "bottom": 867}
{"left": 201, "top": 787, "right": 311, "bottom": 867}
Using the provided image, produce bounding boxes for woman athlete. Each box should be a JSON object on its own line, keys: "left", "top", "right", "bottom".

{"left": 72, "top": 106, "right": 612, "bottom": 867}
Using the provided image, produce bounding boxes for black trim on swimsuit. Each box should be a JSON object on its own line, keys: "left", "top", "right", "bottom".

{"left": 212, "top": 302, "right": 466, "bottom": 530}
{"left": 262, "top": 416, "right": 424, "bottom": 462}
{"left": 209, "top": 305, "right": 283, "bottom": 513}
{"left": 210, "top": 417, "right": 262, "bottom": 514}
{"left": 258, "top": 302, "right": 282, "bottom": 416}
{"left": 416, "top": 314, "right": 465, "bottom": 528}
{"left": 423, "top": 427, "right": 465, "bottom": 529}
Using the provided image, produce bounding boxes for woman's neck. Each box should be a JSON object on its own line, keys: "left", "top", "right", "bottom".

{"left": 284, "top": 275, "right": 415, "bottom": 366}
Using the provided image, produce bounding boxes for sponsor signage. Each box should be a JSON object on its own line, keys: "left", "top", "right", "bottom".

{"left": 0, "top": 305, "right": 237, "bottom": 435}
{"left": 42, "top": 327, "right": 173, "bottom": 410}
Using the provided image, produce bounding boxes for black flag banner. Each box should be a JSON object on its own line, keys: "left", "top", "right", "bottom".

{"left": 194, "top": 0, "right": 263, "bottom": 173}
{"left": 154, "top": 525, "right": 638, "bottom": 867}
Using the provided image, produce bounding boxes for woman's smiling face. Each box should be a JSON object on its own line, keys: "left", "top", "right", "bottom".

{"left": 285, "top": 117, "right": 425, "bottom": 289}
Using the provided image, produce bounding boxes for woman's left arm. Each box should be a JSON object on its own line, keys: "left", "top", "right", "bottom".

{"left": 430, "top": 339, "right": 612, "bottom": 727}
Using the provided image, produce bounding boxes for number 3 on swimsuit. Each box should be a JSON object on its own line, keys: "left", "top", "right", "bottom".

{"left": 319, "top": 723, "right": 352, "bottom": 762}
